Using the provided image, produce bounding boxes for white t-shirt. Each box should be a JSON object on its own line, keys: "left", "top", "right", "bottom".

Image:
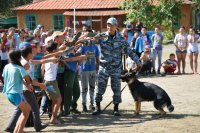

{"left": 44, "top": 62, "right": 58, "bottom": 81}
{"left": 187, "top": 34, "right": 199, "bottom": 52}
{"left": 141, "top": 35, "right": 148, "bottom": 51}
{"left": 126, "top": 57, "right": 136, "bottom": 70}
{"left": 1, "top": 39, "right": 12, "bottom": 60}
{"left": 174, "top": 34, "right": 188, "bottom": 48}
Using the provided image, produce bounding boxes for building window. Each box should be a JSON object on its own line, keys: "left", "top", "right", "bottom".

{"left": 52, "top": 14, "right": 64, "bottom": 30}
{"left": 196, "top": 9, "right": 200, "bottom": 30}
{"left": 25, "top": 14, "right": 37, "bottom": 31}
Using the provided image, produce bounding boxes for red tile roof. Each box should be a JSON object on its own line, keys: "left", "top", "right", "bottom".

{"left": 63, "top": 10, "right": 127, "bottom": 16}
{"left": 15, "top": 0, "right": 124, "bottom": 10}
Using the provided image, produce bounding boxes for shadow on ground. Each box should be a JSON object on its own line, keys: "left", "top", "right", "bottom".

{"left": 39, "top": 109, "right": 200, "bottom": 132}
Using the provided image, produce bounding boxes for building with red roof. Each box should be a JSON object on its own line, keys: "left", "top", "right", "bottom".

{"left": 14, "top": 0, "right": 200, "bottom": 31}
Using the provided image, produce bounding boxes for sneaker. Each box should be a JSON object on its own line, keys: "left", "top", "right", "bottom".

{"left": 4, "top": 128, "right": 13, "bottom": 132}
{"left": 35, "top": 123, "right": 48, "bottom": 132}
{"left": 58, "top": 111, "right": 66, "bottom": 117}
{"left": 40, "top": 110, "right": 47, "bottom": 116}
{"left": 92, "top": 109, "right": 101, "bottom": 115}
{"left": 157, "top": 70, "right": 160, "bottom": 74}
{"left": 48, "top": 113, "right": 52, "bottom": 118}
{"left": 70, "top": 108, "right": 81, "bottom": 114}
{"left": 152, "top": 70, "right": 156, "bottom": 75}
{"left": 113, "top": 110, "right": 121, "bottom": 116}
{"left": 82, "top": 105, "right": 88, "bottom": 112}
{"left": 89, "top": 104, "right": 95, "bottom": 111}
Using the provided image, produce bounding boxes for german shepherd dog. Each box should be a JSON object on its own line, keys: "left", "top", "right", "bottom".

{"left": 120, "top": 70, "right": 174, "bottom": 117}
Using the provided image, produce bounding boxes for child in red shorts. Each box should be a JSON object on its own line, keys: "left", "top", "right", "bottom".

{"left": 162, "top": 53, "right": 177, "bottom": 74}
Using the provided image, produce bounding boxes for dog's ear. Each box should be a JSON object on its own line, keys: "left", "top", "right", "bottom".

{"left": 121, "top": 69, "right": 128, "bottom": 75}
{"left": 129, "top": 70, "right": 136, "bottom": 75}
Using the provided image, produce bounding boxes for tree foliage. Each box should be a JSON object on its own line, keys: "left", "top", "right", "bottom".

{"left": 0, "top": 0, "right": 33, "bottom": 18}
{"left": 121, "top": 0, "right": 184, "bottom": 36}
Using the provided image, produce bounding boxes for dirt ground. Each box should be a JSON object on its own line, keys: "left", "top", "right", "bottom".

{"left": 0, "top": 44, "right": 200, "bottom": 133}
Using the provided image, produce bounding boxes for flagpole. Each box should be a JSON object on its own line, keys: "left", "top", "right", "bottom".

{"left": 73, "top": 7, "right": 76, "bottom": 31}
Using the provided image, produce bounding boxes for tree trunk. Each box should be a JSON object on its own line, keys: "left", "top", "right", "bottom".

{"left": 171, "top": 18, "right": 176, "bottom": 38}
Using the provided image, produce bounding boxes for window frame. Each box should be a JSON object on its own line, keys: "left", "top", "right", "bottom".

{"left": 25, "top": 14, "right": 37, "bottom": 31}
{"left": 52, "top": 14, "right": 64, "bottom": 31}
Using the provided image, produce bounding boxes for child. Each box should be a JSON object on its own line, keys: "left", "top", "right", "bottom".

{"left": 5, "top": 42, "right": 56, "bottom": 132}
{"left": 44, "top": 42, "right": 62, "bottom": 124}
{"left": 140, "top": 46, "right": 153, "bottom": 75}
{"left": 3, "top": 50, "right": 32, "bottom": 133}
{"left": 79, "top": 39, "right": 100, "bottom": 112}
{"left": 151, "top": 27, "right": 164, "bottom": 74}
{"left": 162, "top": 53, "right": 177, "bottom": 74}
{"left": 0, "top": 32, "right": 12, "bottom": 73}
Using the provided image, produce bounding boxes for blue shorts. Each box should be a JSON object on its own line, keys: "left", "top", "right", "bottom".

{"left": 6, "top": 93, "right": 26, "bottom": 107}
{"left": 187, "top": 49, "right": 199, "bottom": 55}
{"left": 176, "top": 49, "right": 187, "bottom": 54}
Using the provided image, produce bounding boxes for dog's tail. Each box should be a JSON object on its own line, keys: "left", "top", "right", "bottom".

{"left": 167, "top": 105, "right": 174, "bottom": 112}
{"left": 166, "top": 96, "right": 174, "bottom": 112}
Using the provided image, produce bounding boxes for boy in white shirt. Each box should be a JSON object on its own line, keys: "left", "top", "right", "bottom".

{"left": 44, "top": 42, "right": 62, "bottom": 124}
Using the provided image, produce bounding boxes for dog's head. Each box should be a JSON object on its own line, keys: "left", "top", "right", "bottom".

{"left": 120, "top": 70, "right": 137, "bottom": 83}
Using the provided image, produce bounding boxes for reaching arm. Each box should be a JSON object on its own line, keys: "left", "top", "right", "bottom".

{"left": 30, "top": 57, "right": 58, "bottom": 65}
{"left": 62, "top": 55, "right": 87, "bottom": 62}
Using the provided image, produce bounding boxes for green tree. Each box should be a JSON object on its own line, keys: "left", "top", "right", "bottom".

{"left": 121, "top": 0, "right": 183, "bottom": 37}
{"left": 121, "top": 0, "right": 155, "bottom": 29}
{"left": 156, "top": 0, "right": 183, "bottom": 37}
{"left": 0, "top": 0, "right": 33, "bottom": 17}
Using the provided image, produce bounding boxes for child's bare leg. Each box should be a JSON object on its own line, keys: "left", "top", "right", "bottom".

{"left": 50, "top": 97, "right": 62, "bottom": 123}
{"left": 14, "top": 101, "right": 30, "bottom": 133}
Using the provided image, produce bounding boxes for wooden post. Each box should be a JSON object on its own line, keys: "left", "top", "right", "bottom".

{"left": 73, "top": 8, "right": 76, "bottom": 31}
{"left": 90, "top": 16, "right": 93, "bottom": 29}
{"left": 101, "top": 16, "right": 103, "bottom": 32}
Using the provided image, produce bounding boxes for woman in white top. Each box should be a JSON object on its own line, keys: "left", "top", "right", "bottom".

{"left": 174, "top": 26, "right": 188, "bottom": 74}
{"left": 187, "top": 27, "right": 199, "bottom": 74}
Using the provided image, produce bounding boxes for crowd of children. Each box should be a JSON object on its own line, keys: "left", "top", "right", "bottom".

{"left": 127, "top": 26, "right": 199, "bottom": 75}
{"left": 0, "top": 23, "right": 199, "bottom": 132}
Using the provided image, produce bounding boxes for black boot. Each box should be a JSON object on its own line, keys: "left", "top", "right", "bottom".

{"left": 113, "top": 104, "right": 121, "bottom": 116}
{"left": 92, "top": 102, "right": 101, "bottom": 115}
{"left": 82, "top": 104, "right": 88, "bottom": 112}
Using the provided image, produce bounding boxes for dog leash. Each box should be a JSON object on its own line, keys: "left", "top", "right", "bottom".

{"left": 101, "top": 84, "right": 128, "bottom": 113}
{"left": 101, "top": 63, "right": 142, "bottom": 113}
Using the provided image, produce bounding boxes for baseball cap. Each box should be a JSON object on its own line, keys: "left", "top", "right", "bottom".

{"left": 19, "top": 42, "right": 31, "bottom": 50}
{"left": 107, "top": 17, "right": 118, "bottom": 25}
{"left": 37, "top": 24, "right": 44, "bottom": 29}
{"left": 44, "top": 36, "right": 53, "bottom": 46}
{"left": 52, "top": 31, "right": 65, "bottom": 39}
{"left": 30, "top": 43, "right": 37, "bottom": 49}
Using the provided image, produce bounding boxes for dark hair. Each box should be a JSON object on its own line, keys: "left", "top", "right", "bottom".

{"left": 9, "top": 50, "right": 22, "bottom": 67}
{"left": 170, "top": 53, "right": 175, "bottom": 57}
{"left": 21, "top": 46, "right": 32, "bottom": 58}
{"left": 155, "top": 26, "right": 160, "bottom": 30}
{"left": 24, "top": 36, "right": 35, "bottom": 42}
{"left": 180, "top": 26, "right": 185, "bottom": 30}
{"left": 189, "top": 26, "right": 196, "bottom": 33}
{"left": 8, "top": 27, "right": 15, "bottom": 32}
{"left": 46, "top": 42, "right": 58, "bottom": 53}
{"left": 142, "top": 27, "right": 147, "bottom": 30}
{"left": 18, "top": 29, "right": 26, "bottom": 35}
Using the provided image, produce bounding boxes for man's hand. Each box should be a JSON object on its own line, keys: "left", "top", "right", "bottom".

{"left": 39, "top": 83, "right": 46, "bottom": 90}
{"left": 136, "top": 61, "right": 143, "bottom": 72}
{"left": 26, "top": 84, "right": 34, "bottom": 92}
